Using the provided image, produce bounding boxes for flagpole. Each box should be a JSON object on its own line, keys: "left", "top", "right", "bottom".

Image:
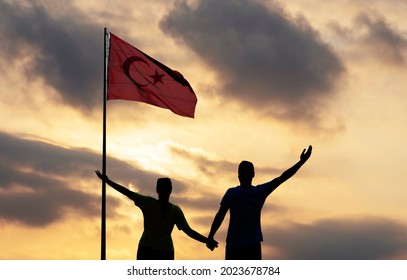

{"left": 101, "top": 27, "right": 109, "bottom": 260}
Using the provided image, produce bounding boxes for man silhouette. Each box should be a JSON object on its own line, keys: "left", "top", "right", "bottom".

{"left": 95, "top": 170, "right": 218, "bottom": 259}
{"left": 207, "top": 145, "right": 312, "bottom": 259}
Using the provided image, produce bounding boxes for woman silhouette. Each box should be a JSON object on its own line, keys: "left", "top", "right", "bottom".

{"left": 95, "top": 170, "right": 217, "bottom": 259}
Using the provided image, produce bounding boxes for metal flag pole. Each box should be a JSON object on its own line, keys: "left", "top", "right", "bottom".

{"left": 101, "top": 27, "right": 109, "bottom": 260}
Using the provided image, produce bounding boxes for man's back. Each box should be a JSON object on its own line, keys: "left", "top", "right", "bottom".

{"left": 221, "top": 182, "right": 275, "bottom": 248}
{"left": 207, "top": 146, "right": 312, "bottom": 259}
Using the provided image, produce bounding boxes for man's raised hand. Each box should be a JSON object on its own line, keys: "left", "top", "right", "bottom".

{"left": 300, "top": 145, "right": 312, "bottom": 163}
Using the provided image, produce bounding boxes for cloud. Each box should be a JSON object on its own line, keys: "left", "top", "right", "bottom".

{"left": 168, "top": 143, "right": 282, "bottom": 179}
{"left": 0, "top": 165, "right": 100, "bottom": 227}
{"left": 0, "top": 131, "right": 114, "bottom": 226}
{"left": 264, "top": 217, "right": 407, "bottom": 259}
{"left": 0, "top": 0, "right": 102, "bottom": 111}
{"left": 160, "top": 0, "right": 344, "bottom": 121}
{"left": 356, "top": 13, "right": 407, "bottom": 65}
{"left": 0, "top": 131, "right": 189, "bottom": 227}
{"left": 330, "top": 12, "right": 407, "bottom": 65}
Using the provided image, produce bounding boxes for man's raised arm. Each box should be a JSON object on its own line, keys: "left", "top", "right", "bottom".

{"left": 271, "top": 145, "right": 312, "bottom": 188}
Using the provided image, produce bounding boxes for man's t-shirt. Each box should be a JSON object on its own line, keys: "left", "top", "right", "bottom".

{"left": 221, "top": 181, "right": 275, "bottom": 248}
{"left": 132, "top": 193, "right": 189, "bottom": 252}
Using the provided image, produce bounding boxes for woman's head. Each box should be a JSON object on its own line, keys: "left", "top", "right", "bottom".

{"left": 156, "top": 177, "right": 172, "bottom": 202}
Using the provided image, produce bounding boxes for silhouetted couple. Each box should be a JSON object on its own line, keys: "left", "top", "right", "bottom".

{"left": 96, "top": 145, "right": 312, "bottom": 260}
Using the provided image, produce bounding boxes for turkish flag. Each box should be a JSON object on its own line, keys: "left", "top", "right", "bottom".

{"left": 107, "top": 32, "right": 197, "bottom": 118}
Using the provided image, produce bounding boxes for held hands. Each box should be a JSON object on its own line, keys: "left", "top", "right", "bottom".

{"left": 300, "top": 145, "right": 312, "bottom": 163}
{"left": 206, "top": 238, "right": 218, "bottom": 251}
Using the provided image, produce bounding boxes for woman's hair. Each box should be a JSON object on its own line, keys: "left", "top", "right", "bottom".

{"left": 156, "top": 178, "right": 172, "bottom": 218}
{"left": 156, "top": 177, "right": 172, "bottom": 197}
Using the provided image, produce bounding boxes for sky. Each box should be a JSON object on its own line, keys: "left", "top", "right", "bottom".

{"left": 0, "top": 0, "right": 407, "bottom": 260}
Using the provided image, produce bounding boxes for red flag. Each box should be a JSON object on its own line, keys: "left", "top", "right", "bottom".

{"left": 107, "top": 32, "right": 197, "bottom": 118}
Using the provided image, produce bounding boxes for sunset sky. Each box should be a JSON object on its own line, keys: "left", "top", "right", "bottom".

{"left": 1, "top": 0, "right": 407, "bottom": 260}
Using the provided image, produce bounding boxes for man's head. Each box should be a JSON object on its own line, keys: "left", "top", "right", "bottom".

{"left": 238, "top": 161, "right": 255, "bottom": 185}
{"left": 156, "top": 177, "right": 172, "bottom": 202}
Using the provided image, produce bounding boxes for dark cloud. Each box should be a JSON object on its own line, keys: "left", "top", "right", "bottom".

{"left": 160, "top": 0, "right": 344, "bottom": 121}
{"left": 356, "top": 14, "right": 407, "bottom": 65}
{"left": 0, "top": 131, "right": 116, "bottom": 226}
{"left": 330, "top": 12, "right": 407, "bottom": 65}
{"left": 0, "top": 131, "right": 188, "bottom": 227}
{"left": 0, "top": 1, "right": 102, "bottom": 111}
{"left": 0, "top": 165, "right": 100, "bottom": 227}
{"left": 264, "top": 217, "right": 407, "bottom": 259}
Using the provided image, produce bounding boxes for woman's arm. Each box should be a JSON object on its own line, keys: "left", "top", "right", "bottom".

{"left": 95, "top": 170, "right": 136, "bottom": 199}
{"left": 182, "top": 226, "right": 219, "bottom": 250}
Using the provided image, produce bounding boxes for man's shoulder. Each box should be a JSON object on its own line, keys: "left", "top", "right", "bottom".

{"left": 255, "top": 181, "right": 277, "bottom": 196}
{"left": 256, "top": 181, "right": 276, "bottom": 189}
{"left": 221, "top": 186, "right": 240, "bottom": 204}
{"left": 225, "top": 185, "right": 241, "bottom": 194}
